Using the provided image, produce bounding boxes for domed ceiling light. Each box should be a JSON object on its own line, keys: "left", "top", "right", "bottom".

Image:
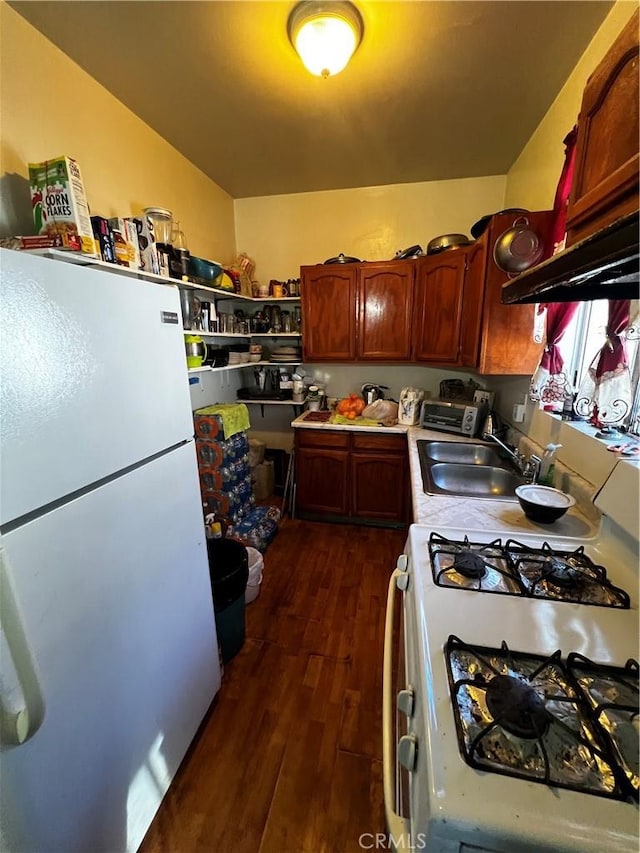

{"left": 288, "top": 1, "right": 364, "bottom": 78}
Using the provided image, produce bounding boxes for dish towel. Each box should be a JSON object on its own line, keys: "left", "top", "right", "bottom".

{"left": 195, "top": 403, "right": 251, "bottom": 439}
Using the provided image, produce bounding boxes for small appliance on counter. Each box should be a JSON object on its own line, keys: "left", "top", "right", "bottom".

{"left": 398, "top": 387, "right": 425, "bottom": 425}
{"left": 362, "top": 383, "right": 389, "bottom": 405}
{"left": 420, "top": 398, "right": 488, "bottom": 437}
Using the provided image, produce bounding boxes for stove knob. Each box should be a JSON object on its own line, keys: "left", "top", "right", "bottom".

{"left": 397, "top": 687, "right": 414, "bottom": 717}
{"left": 398, "top": 734, "right": 417, "bottom": 771}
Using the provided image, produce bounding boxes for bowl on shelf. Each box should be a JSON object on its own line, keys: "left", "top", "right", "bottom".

{"left": 514, "top": 485, "right": 576, "bottom": 524}
{"left": 249, "top": 353, "right": 262, "bottom": 362}
{"left": 187, "top": 256, "right": 222, "bottom": 283}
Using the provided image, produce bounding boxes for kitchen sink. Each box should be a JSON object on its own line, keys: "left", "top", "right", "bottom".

{"left": 417, "top": 440, "right": 527, "bottom": 501}
{"left": 422, "top": 441, "right": 506, "bottom": 467}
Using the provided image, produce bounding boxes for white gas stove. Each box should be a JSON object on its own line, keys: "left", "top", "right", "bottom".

{"left": 383, "top": 501, "right": 639, "bottom": 851}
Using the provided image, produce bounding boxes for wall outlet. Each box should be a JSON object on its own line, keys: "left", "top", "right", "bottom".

{"left": 473, "top": 390, "right": 495, "bottom": 408}
{"left": 513, "top": 403, "right": 526, "bottom": 423}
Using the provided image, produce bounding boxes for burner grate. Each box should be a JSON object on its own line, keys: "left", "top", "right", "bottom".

{"left": 426, "top": 532, "right": 631, "bottom": 608}
{"left": 445, "top": 635, "right": 636, "bottom": 800}
{"left": 567, "top": 654, "right": 639, "bottom": 800}
{"left": 428, "top": 533, "right": 523, "bottom": 595}
{"left": 505, "top": 540, "right": 631, "bottom": 608}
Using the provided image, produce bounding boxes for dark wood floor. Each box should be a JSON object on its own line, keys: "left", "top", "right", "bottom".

{"left": 140, "top": 517, "right": 407, "bottom": 853}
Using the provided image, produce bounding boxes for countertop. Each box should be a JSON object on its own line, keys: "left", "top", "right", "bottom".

{"left": 290, "top": 413, "right": 600, "bottom": 538}
{"left": 291, "top": 411, "right": 408, "bottom": 434}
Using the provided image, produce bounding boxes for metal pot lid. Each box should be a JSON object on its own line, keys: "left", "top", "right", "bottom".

{"left": 470, "top": 208, "right": 529, "bottom": 240}
{"left": 394, "top": 244, "right": 423, "bottom": 260}
{"left": 323, "top": 252, "right": 361, "bottom": 264}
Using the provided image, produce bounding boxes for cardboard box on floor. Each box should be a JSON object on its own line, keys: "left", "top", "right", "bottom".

{"left": 253, "top": 460, "right": 274, "bottom": 501}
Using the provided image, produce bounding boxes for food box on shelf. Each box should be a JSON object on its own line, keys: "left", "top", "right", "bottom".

{"left": 28, "top": 156, "right": 98, "bottom": 257}
{"left": 91, "top": 216, "right": 115, "bottom": 263}
{"left": 108, "top": 217, "right": 141, "bottom": 268}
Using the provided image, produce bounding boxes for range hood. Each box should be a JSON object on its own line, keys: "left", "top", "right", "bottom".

{"left": 501, "top": 212, "right": 639, "bottom": 304}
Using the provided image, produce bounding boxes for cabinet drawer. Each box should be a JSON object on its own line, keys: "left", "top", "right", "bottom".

{"left": 296, "top": 429, "right": 350, "bottom": 449}
{"left": 351, "top": 432, "right": 407, "bottom": 453}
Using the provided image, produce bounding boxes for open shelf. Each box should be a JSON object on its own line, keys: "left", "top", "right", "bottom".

{"left": 25, "top": 250, "right": 299, "bottom": 301}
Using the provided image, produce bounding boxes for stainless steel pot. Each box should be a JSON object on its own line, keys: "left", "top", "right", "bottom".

{"left": 426, "top": 233, "right": 472, "bottom": 255}
{"left": 493, "top": 217, "right": 544, "bottom": 274}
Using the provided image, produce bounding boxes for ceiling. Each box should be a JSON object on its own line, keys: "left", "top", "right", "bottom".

{"left": 10, "top": 1, "right": 613, "bottom": 199}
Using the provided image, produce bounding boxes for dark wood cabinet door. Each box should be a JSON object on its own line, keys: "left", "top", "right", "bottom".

{"left": 477, "top": 210, "right": 553, "bottom": 375}
{"left": 412, "top": 253, "right": 465, "bottom": 364}
{"left": 350, "top": 452, "right": 407, "bottom": 521}
{"left": 300, "top": 265, "right": 356, "bottom": 361}
{"left": 356, "top": 262, "right": 415, "bottom": 360}
{"left": 459, "top": 240, "right": 487, "bottom": 367}
{"left": 295, "top": 447, "right": 349, "bottom": 515}
{"left": 567, "top": 10, "right": 639, "bottom": 246}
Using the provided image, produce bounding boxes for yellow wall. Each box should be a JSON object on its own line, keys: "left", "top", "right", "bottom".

{"left": 494, "top": 0, "right": 638, "bottom": 469}
{"left": 504, "top": 0, "right": 637, "bottom": 210}
{"left": 0, "top": 3, "right": 236, "bottom": 262}
{"left": 234, "top": 175, "right": 506, "bottom": 282}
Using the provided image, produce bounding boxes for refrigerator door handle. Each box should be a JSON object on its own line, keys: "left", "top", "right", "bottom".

{"left": 0, "top": 544, "right": 45, "bottom": 746}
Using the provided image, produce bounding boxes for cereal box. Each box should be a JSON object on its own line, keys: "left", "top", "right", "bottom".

{"left": 28, "top": 156, "right": 98, "bottom": 257}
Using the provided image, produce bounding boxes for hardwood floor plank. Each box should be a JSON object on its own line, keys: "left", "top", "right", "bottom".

{"left": 140, "top": 518, "right": 407, "bottom": 853}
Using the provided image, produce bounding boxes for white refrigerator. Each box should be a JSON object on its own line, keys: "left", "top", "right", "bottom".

{"left": 0, "top": 248, "right": 221, "bottom": 852}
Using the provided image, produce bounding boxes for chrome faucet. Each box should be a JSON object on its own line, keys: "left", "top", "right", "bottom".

{"left": 482, "top": 421, "right": 541, "bottom": 483}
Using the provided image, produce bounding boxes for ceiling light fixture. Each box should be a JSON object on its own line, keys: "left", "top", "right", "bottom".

{"left": 288, "top": 1, "right": 363, "bottom": 78}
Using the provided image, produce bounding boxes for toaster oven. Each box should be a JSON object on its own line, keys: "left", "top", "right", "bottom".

{"left": 420, "top": 399, "right": 487, "bottom": 437}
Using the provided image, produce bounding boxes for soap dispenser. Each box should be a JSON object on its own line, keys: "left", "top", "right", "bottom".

{"left": 538, "top": 443, "right": 562, "bottom": 487}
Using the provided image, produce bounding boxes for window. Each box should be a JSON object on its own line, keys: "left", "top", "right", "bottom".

{"left": 561, "top": 300, "right": 640, "bottom": 435}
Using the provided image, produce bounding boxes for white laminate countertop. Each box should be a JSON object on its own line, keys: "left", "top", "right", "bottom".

{"left": 290, "top": 413, "right": 600, "bottom": 538}
{"left": 405, "top": 427, "right": 600, "bottom": 539}
{"left": 290, "top": 412, "right": 408, "bottom": 434}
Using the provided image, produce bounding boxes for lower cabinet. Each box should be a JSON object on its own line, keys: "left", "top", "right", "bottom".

{"left": 295, "top": 429, "right": 409, "bottom": 526}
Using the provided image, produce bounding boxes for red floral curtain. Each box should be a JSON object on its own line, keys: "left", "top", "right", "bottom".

{"left": 530, "top": 302, "right": 580, "bottom": 407}
{"left": 575, "top": 300, "right": 633, "bottom": 426}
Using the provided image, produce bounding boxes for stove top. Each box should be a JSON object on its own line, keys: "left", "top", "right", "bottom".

{"left": 429, "top": 532, "right": 631, "bottom": 607}
{"left": 445, "top": 635, "right": 639, "bottom": 801}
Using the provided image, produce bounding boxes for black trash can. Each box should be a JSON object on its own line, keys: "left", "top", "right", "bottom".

{"left": 206, "top": 538, "right": 249, "bottom": 663}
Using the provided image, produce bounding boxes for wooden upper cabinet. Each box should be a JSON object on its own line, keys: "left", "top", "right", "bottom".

{"left": 412, "top": 251, "right": 465, "bottom": 365}
{"left": 476, "top": 210, "right": 554, "bottom": 375}
{"left": 459, "top": 239, "right": 487, "bottom": 367}
{"left": 301, "top": 265, "right": 356, "bottom": 361}
{"left": 566, "top": 9, "right": 639, "bottom": 246}
{"left": 357, "top": 262, "right": 415, "bottom": 360}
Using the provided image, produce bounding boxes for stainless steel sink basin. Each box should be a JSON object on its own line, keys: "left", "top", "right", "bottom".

{"left": 423, "top": 441, "right": 507, "bottom": 467}
{"left": 417, "top": 440, "right": 526, "bottom": 501}
{"left": 427, "top": 463, "right": 526, "bottom": 499}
